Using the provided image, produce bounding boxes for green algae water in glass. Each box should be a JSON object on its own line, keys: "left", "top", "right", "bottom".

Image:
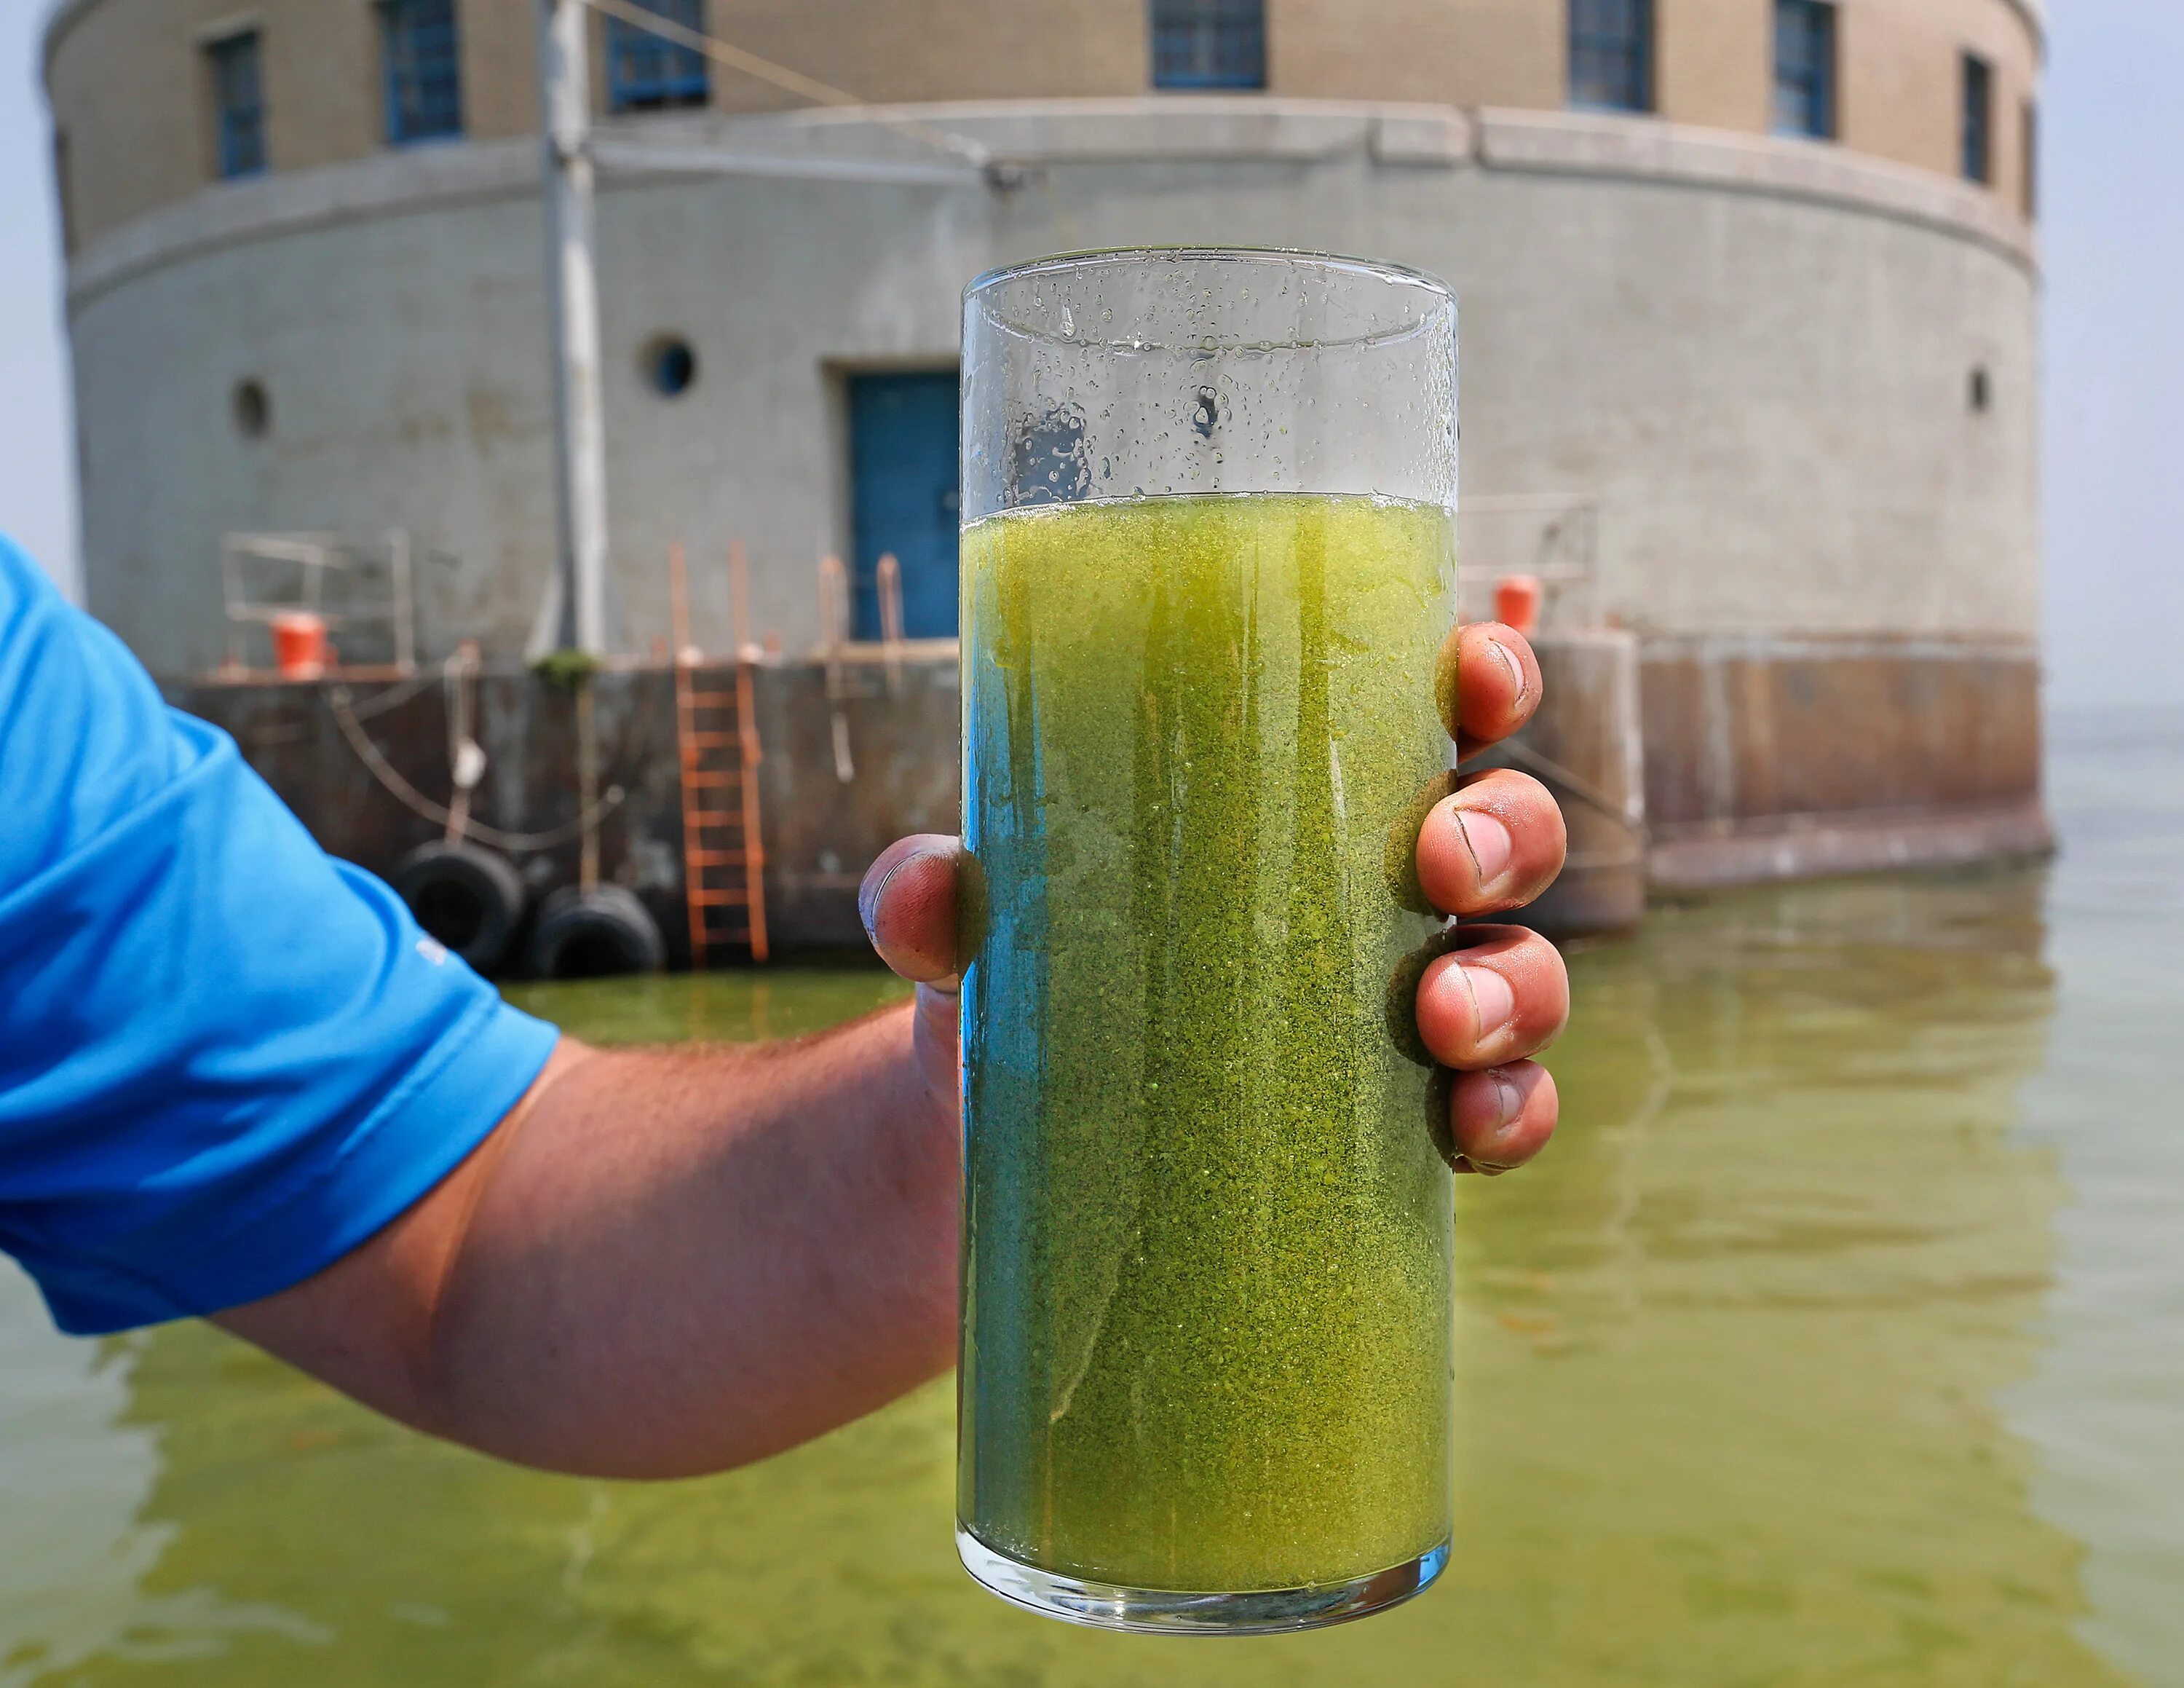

{"left": 957, "top": 250, "right": 1458, "bottom": 1634}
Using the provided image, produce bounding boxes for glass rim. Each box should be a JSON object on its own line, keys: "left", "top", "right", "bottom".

{"left": 963, "top": 246, "right": 1455, "bottom": 352}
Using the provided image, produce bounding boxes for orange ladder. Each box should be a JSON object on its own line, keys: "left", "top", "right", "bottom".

{"left": 670, "top": 541, "right": 769, "bottom": 966}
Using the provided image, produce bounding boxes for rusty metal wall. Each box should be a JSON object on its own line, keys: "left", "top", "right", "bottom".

{"left": 1476, "top": 630, "right": 1647, "bottom": 935}
{"left": 744, "top": 658, "right": 960, "bottom": 951}
{"left": 1639, "top": 637, "right": 2052, "bottom": 886}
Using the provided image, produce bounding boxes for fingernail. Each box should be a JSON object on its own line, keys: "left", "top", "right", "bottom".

{"left": 1455, "top": 809, "right": 1514, "bottom": 886}
{"left": 1488, "top": 637, "right": 1527, "bottom": 707}
{"left": 858, "top": 853, "right": 917, "bottom": 944}
{"left": 1460, "top": 964, "right": 1516, "bottom": 1042}
{"left": 1468, "top": 1068, "right": 1526, "bottom": 1173}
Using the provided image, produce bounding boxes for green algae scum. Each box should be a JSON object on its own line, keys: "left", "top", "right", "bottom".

{"left": 957, "top": 492, "right": 1458, "bottom": 1601}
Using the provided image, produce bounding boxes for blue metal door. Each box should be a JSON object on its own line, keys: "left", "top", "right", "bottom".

{"left": 848, "top": 371, "right": 960, "bottom": 639}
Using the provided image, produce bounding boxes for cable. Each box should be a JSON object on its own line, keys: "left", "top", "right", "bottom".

{"left": 327, "top": 683, "right": 628, "bottom": 853}
{"left": 1460, "top": 736, "right": 1647, "bottom": 837}
{"left": 331, "top": 661, "right": 440, "bottom": 721}
{"left": 441, "top": 643, "right": 483, "bottom": 845}
{"left": 580, "top": 0, "right": 996, "bottom": 170}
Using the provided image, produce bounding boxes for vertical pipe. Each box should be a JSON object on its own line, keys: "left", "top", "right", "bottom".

{"left": 389, "top": 528, "right": 416, "bottom": 674}
{"left": 877, "top": 551, "right": 903, "bottom": 695}
{"left": 576, "top": 676, "right": 601, "bottom": 892}
{"left": 536, "top": 0, "right": 609, "bottom": 658}
{"left": 221, "top": 537, "right": 242, "bottom": 672}
{"left": 729, "top": 537, "right": 751, "bottom": 657}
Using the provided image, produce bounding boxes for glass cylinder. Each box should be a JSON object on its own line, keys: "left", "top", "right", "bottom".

{"left": 956, "top": 249, "right": 1459, "bottom": 1634}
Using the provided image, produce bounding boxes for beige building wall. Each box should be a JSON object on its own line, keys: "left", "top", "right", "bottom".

{"left": 1268, "top": 0, "right": 1564, "bottom": 110}
{"left": 47, "top": 0, "right": 2043, "bottom": 251}
{"left": 260, "top": 0, "right": 379, "bottom": 173}
{"left": 466, "top": 0, "right": 543, "bottom": 141}
{"left": 678, "top": 0, "right": 1146, "bottom": 114}
{"left": 47, "top": 0, "right": 200, "bottom": 245}
{"left": 1657, "top": 0, "right": 1770, "bottom": 133}
{"left": 1840, "top": 0, "right": 2039, "bottom": 202}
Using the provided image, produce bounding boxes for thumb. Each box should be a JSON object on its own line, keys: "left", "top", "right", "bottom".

{"left": 858, "top": 835, "right": 964, "bottom": 990}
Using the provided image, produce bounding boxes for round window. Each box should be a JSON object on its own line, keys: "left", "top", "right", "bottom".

{"left": 233, "top": 378, "right": 271, "bottom": 438}
{"left": 644, "top": 336, "right": 697, "bottom": 398}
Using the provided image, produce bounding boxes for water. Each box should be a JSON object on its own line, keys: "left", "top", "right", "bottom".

{"left": 2, "top": 711, "right": 2180, "bottom": 1687}
{"left": 959, "top": 495, "right": 1455, "bottom": 1595}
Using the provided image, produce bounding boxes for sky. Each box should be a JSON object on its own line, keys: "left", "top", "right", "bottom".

{"left": 1, "top": 0, "right": 2179, "bottom": 706}
{"left": 0, "top": 0, "right": 74, "bottom": 593}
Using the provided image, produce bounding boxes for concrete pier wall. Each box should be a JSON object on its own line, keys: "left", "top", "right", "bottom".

{"left": 175, "top": 633, "right": 2046, "bottom": 966}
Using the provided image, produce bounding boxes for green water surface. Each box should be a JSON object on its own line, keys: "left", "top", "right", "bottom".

{"left": 2, "top": 716, "right": 2181, "bottom": 1687}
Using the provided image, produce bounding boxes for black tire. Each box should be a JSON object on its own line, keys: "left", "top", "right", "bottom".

{"left": 528, "top": 884, "right": 666, "bottom": 979}
{"left": 390, "top": 841, "right": 526, "bottom": 977}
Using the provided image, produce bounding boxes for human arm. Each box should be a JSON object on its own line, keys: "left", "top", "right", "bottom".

{"left": 213, "top": 620, "right": 1570, "bottom": 1476}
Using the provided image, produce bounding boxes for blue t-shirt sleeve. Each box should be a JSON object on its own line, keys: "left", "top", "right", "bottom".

{"left": 0, "top": 537, "right": 558, "bottom": 1335}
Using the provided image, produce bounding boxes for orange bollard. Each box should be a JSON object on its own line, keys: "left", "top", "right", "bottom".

{"left": 269, "top": 610, "right": 329, "bottom": 679}
{"left": 1493, "top": 574, "right": 1543, "bottom": 638}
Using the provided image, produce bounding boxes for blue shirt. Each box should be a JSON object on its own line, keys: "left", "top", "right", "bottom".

{"left": 0, "top": 537, "right": 558, "bottom": 1335}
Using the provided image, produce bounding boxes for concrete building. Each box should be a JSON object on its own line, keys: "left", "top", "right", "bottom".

{"left": 42, "top": 0, "right": 2049, "bottom": 896}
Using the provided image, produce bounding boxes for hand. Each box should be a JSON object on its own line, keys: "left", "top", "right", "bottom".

{"left": 860, "top": 619, "right": 1570, "bottom": 1178}
{"left": 214, "top": 626, "right": 1564, "bottom": 1479}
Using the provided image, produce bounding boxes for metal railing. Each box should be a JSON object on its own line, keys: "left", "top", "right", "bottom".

{"left": 1457, "top": 493, "right": 1602, "bottom": 631}
{"left": 217, "top": 529, "right": 419, "bottom": 677}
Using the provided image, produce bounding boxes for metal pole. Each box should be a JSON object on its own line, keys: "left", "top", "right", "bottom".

{"left": 387, "top": 527, "right": 416, "bottom": 674}
{"left": 537, "top": 0, "right": 609, "bottom": 657}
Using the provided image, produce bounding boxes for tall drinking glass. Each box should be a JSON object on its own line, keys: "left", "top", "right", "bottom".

{"left": 957, "top": 249, "right": 1459, "bottom": 1634}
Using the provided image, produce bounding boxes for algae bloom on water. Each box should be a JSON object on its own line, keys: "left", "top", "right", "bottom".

{"left": 958, "top": 491, "right": 1458, "bottom": 1595}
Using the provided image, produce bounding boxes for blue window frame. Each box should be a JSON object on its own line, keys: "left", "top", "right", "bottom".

{"left": 1961, "top": 52, "right": 1992, "bottom": 183}
{"left": 207, "top": 31, "right": 266, "bottom": 178}
{"left": 381, "top": 0, "right": 462, "bottom": 146}
{"left": 1151, "top": 0, "right": 1265, "bottom": 91}
{"left": 1570, "top": 0, "right": 1651, "bottom": 113}
{"left": 1772, "top": 0, "right": 1835, "bottom": 138}
{"left": 608, "top": 0, "right": 708, "bottom": 112}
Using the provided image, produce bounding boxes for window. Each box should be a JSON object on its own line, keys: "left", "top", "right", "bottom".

{"left": 1771, "top": 0, "right": 1834, "bottom": 139}
{"left": 641, "top": 334, "right": 697, "bottom": 395}
{"left": 607, "top": 0, "right": 708, "bottom": 112}
{"left": 381, "top": 0, "right": 463, "bottom": 145}
{"left": 233, "top": 379, "right": 272, "bottom": 439}
{"left": 2021, "top": 98, "right": 2038, "bottom": 218}
{"left": 1151, "top": 0, "right": 1265, "bottom": 91}
{"left": 52, "top": 130, "right": 75, "bottom": 255}
{"left": 1961, "top": 52, "right": 1992, "bottom": 184}
{"left": 1570, "top": 0, "right": 1651, "bottom": 114}
{"left": 206, "top": 31, "right": 266, "bottom": 178}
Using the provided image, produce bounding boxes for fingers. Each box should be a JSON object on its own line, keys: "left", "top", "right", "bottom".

{"left": 858, "top": 835, "right": 963, "bottom": 988}
{"left": 1446, "top": 1062, "right": 1558, "bottom": 1175}
{"left": 1438, "top": 622, "right": 1542, "bottom": 759}
{"left": 1415, "top": 767, "right": 1566, "bottom": 918}
{"left": 1414, "top": 923, "right": 1570, "bottom": 1070}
